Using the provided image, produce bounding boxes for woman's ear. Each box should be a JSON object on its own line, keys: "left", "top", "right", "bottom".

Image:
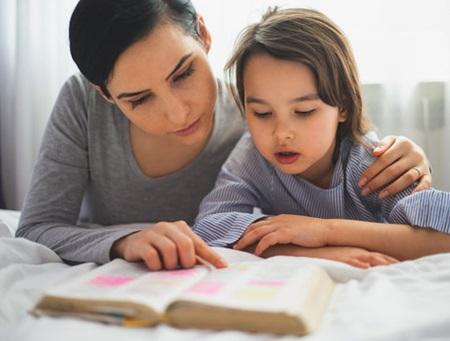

{"left": 92, "top": 84, "right": 115, "bottom": 104}
{"left": 196, "top": 15, "right": 212, "bottom": 53}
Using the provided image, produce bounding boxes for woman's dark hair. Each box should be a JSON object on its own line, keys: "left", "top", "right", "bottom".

{"left": 69, "top": 0, "right": 198, "bottom": 97}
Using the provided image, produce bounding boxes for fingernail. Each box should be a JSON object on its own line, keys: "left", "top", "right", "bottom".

{"left": 361, "top": 188, "right": 369, "bottom": 196}
{"left": 358, "top": 177, "right": 367, "bottom": 187}
{"left": 379, "top": 190, "right": 388, "bottom": 199}
{"left": 218, "top": 258, "right": 228, "bottom": 267}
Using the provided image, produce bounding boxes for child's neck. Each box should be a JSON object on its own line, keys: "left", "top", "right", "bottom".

{"left": 296, "top": 141, "right": 338, "bottom": 189}
{"left": 298, "top": 163, "right": 335, "bottom": 189}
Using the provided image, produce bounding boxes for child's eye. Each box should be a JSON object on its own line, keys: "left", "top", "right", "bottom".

{"left": 129, "top": 93, "right": 151, "bottom": 109}
{"left": 173, "top": 64, "right": 195, "bottom": 83}
{"left": 294, "top": 109, "right": 315, "bottom": 116}
{"left": 253, "top": 111, "right": 272, "bottom": 118}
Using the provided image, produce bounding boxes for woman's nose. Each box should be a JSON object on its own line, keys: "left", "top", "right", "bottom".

{"left": 165, "top": 95, "right": 190, "bottom": 125}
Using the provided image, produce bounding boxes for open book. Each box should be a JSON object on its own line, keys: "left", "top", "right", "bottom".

{"left": 33, "top": 248, "right": 335, "bottom": 335}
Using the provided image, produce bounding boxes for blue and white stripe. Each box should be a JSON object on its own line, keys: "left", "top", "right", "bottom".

{"left": 193, "top": 132, "right": 450, "bottom": 246}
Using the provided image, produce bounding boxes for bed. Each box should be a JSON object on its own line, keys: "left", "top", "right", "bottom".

{"left": 1, "top": 209, "right": 450, "bottom": 341}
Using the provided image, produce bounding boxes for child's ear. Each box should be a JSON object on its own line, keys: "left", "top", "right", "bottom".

{"left": 338, "top": 110, "right": 347, "bottom": 122}
{"left": 92, "top": 84, "right": 115, "bottom": 104}
{"left": 196, "top": 15, "right": 212, "bottom": 53}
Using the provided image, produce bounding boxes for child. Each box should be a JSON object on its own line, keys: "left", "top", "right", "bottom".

{"left": 193, "top": 8, "right": 450, "bottom": 268}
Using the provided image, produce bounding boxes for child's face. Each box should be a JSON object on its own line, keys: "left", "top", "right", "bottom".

{"left": 243, "top": 53, "right": 346, "bottom": 184}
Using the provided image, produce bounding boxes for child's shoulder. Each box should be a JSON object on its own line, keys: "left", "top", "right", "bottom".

{"left": 341, "top": 133, "right": 378, "bottom": 178}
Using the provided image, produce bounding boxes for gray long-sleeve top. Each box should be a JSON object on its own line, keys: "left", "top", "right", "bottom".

{"left": 17, "top": 74, "right": 245, "bottom": 264}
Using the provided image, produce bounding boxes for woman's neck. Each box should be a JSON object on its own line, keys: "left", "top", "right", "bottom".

{"left": 129, "top": 123, "right": 210, "bottom": 178}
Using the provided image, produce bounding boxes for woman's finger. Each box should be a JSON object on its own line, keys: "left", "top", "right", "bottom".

{"left": 413, "top": 174, "right": 432, "bottom": 193}
{"left": 150, "top": 235, "right": 178, "bottom": 270}
{"left": 376, "top": 163, "right": 428, "bottom": 198}
{"left": 163, "top": 227, "right": 196, "bottom": 269}
{"left": 140, "top": 243, "right": 163, "bottom": 271}
{"left": 359, "top": 147, "right": 403, "bottom": 189}
{"left": 372, "top": 135, "right": 396, "bottom": 157}
{"left": 190, "top": 233, "right": 228, "bottom": 268}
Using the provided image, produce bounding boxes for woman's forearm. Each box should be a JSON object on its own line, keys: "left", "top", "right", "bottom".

{"left": 325, "top": 219, "right": 450, "bottom": 260}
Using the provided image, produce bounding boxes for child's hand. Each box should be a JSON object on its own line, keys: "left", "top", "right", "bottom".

{"left": 233, "top": 214, "right": 328, "bottom": 256}
{"left": 302, "top": 246, "right": 399, "bottom": 268}
{"left": 254, "top": 244, "right": 399, "bottom": 269}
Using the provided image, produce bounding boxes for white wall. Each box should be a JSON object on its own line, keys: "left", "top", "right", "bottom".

{"left": 193, "top": 0, "right": 450, "bottom": 190}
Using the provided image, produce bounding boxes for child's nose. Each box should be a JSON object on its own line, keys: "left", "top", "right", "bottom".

{"left": 274, "top": 123, "right": 295, "bottom": 143}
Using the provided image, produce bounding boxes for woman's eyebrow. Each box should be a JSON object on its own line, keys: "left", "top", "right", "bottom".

{"left": 165, "top": 52, "right": 193, "bottom": 81}
{"left": 116, "top": 53, "right": 194, "bottom": 99}
{"left": 117, "top": 89, "right": 151, "bottom": 99}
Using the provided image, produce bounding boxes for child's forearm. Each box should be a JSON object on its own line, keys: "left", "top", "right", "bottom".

{"left": 325, "top": 219, "right": 450, "bottom": 260}
{"left": 259, "top": 244, "right": 326, "bottom": 258}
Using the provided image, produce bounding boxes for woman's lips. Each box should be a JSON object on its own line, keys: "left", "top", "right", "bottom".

{"left": 274, "top": 151, "right": 299, "bottom": 164}
{"left": 174, "top": 118, "right": 201, "bottom": 136}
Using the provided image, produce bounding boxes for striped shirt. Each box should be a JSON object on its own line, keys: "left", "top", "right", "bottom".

{"left": 194, "top": 132, "right": 450, "bottom": 246}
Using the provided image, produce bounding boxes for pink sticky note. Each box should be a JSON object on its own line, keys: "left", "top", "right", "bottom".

{"left": 158, "top": 268, "right": 201, "bottom": 277}
{"left": 89, "top": 275, "right": 135, "bottom": 287}
{"left": 247, "top": 279, "right": 284, "bottom": 286}
{"left": 186, "top": 281, "right": 223, "bottom": 295}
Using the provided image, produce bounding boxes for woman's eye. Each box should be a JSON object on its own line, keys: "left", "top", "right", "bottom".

{"left": 294, "top": 109, "right": 315, "bottom": 116}
{"left": 174, "top": 64, "right": 195, "bottom": 82}
{"left": 129, "top": 93, "right": 151, "bottom": 109}
{"left": 253, "top": 111, "right": 272, "bottom": 118}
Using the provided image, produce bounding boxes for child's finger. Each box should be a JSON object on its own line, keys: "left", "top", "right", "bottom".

{"left": 347, "top": 259, "right": 370, "bottom": 269}
{"left": 254, "top": 233, "right": 279, "bottom": 256}
{"left": 234, "top": 225, "right": 274, "bottom": 250}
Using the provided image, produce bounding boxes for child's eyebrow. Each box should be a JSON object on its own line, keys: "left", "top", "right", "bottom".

{"left": 290, "top": 94, "right": 319, "bottom": 103}
{"left": 246, "top": 94, "right": 319, "bottom": 105}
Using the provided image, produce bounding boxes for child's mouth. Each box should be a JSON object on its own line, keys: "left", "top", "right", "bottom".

{"left": 274, "top": 151, "right": 300, "bottom": 164}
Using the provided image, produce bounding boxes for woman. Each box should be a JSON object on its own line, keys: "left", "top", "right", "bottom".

{"left": 17, "top": 0, "right": 431, "bottom": 270}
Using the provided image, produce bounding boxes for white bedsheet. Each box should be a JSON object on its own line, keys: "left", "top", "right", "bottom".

{"left": 1, "top": 209, "right": 450, "bottom": 341}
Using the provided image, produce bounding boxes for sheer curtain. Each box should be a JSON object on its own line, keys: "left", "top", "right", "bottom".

{"left": 0, "top": 0, "right": 78, "bottom": 209}
{"left": 194, "top": 0, "right": 450, "bottom": 190}
{"left": 0, "top": 0, "right": 449, "bottom": 209}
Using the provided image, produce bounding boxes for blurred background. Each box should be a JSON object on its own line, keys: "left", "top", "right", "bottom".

{"left": 0, "top": 0, "right": 449, "bottom": 209}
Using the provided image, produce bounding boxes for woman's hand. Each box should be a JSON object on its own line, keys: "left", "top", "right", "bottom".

{"left": 359, "top": 135, "right": 432, "bottom": 198}
{"left": 259, "top": 244, "right": 398, "bottom": 269}
{"left": 234, "top": 214, "right": 328, "bottom": 256}
{"left": 111, "top": 220, "right": 227, "bottom": 271}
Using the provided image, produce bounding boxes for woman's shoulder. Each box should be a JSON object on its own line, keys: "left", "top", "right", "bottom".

{"left": 57, "top": 73, "right": 113, "bottom": 112}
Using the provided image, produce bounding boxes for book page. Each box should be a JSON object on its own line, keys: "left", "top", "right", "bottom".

{"left": 212, "top": 247, "right": 262, "bottom": 263}
{"left": 47, "top": 259, "right": 209, "bottom": 313}
{"left": 174, "top": 257, "right": 327, "bottom": 313}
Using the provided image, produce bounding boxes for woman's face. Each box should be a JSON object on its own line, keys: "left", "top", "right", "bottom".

{"left": 105, "top": 18, "right": 217, "bottom": 147}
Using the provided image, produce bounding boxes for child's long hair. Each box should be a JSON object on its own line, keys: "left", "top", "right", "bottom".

{"left": 225, "top": 7, "right": 371, "bottom": 145}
